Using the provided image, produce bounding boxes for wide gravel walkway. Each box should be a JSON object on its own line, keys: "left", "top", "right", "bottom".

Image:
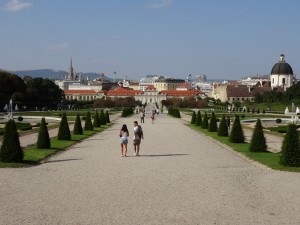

{"left": 1, "top": 113, "right": 300, "bottom": 225}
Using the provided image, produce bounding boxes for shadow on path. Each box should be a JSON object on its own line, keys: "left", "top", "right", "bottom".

{"left": 138, "top": 153, "right": 189, "bottom": 157}
{"left": 46, "top": 158, "right": 82, "bottom": 163}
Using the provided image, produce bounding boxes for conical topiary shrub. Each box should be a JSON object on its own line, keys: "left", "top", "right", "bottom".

{"left": 57, "top": 113, "right": 71, "bottom": 140}
{"left": 229, "top": 115, "right": 244, "bottom": 143}
{"left": 202, "top": 112, "right": 209, "bottom": 129}
{"left": 100, "top": 110, "right": 106, "bottom": 125}
{"left": 196, "top": 110, "right": 202, "bottom": 126}
{"left": 191, "top": 111, "right": 196, "bottom": 124}
{"left": 93, "top": 110, "right": 101, "bottom": 128}
{"left": 218, "top": 115, "right": 228, "bottom": 137}
{"left": 280, "top": 124, "right": 300, "bottom": 167}
{"left": 0, "top": 120, "right": 23, "bottom": 162}
{"left": 208, "top": 111, "right": 218, "bottom": 132}
{"left": 249, "top": 119, "right": 267, "bottom": 152}
{"left": 37, "top": 118, "right": 51, "bottom": 149}
{"left": 105, "top": 110, "right": 110, "bottom": 123}
{"left": 73, "top": 113, "right": 83, "bottom": 135}
{"left": 84, "top": 111, "right": 93, "bottom": 131}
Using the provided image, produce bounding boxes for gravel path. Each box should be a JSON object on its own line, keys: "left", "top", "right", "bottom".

{"left": 1, "top": 113, "right": 300, "bottom": 225}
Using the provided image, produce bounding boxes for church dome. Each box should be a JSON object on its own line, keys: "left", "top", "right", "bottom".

{"left": 271, "top": 54, "right": 293, "bottom": 75}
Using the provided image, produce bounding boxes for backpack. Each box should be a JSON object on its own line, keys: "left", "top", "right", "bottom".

{"left": 137, "top": 125, "right": 143, "bottom": 138}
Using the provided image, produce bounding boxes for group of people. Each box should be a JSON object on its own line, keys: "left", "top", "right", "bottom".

{"left": 139, "top": 107, "right": 159, "bottom": 124}
{"left": 119, "top": 121, "right": 144, "bottom": 157}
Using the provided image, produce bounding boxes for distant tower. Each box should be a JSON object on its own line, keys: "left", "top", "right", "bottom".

{"left": 68, "top": 57, "right": 76, "bottom": 80}
{"left": 270, "top": 54, "right": 295, "bottom": 89}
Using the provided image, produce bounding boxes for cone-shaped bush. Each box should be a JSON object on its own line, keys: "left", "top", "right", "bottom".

{"left": 191, "top": 111, "right": 196, "bottom": 124}
{"left": 73, "top": 113, "right": 83, "bottom": 135}
{"left": 57, "top": 113, "right": 71, "bottom": 140}
{"left": 229, "top": 115, "right": 244, "bottom": 143}
{"left": 202, "top": 112, "right": 209, "bottom": 129}
{"left": 218, "top": 115, "right": 228, "bottom": 137}
{"left": 105, "top": 110, "right": 110, "bottom": 123}
{"left": 0, "top": 120, "right": 23, "bottom": 162}
{"left": 249, "top": 119, "right": 267, "bottom": 152}
{"left": 208, "top": 111, "right": 218, "bottom": 132}
{"left": 196, "top": 110, "right": 202, "bottom": 126}
{"left": 84, "top": 111, "right": 93, "bottom": 131}
{"left": 37, "top": 118, "right": 51, "bottom": 149}
{"left": 280, "top": 124, "right": 300, "bottom": 167}
{"left": 100, "top": 110, "right": 106, "bottom": 125}
{"left": 93, "top": 111, "right": 101, "bottom": 127}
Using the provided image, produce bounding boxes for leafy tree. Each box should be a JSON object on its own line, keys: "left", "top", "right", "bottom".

{"left": 196, "top": 110, "right": 202, "bottom": 126}
{"left": 229, "top": 115, "right": 245, "bottom": 143}
{"left": 191, "top": 111, "right": 196, "bottom": 124}
{"left": 37, "top": 118, "right": 51, "bottom": 149}
{"left": 93, "top": 111, "right": 101, "bottom": 127}
{"left": 218, "top": 115, "right": 228, "bottom": 137}
{"left": 202, "top": 112, "right": 209, "bottom": 129}
{"left": 57, "top": 113, "right": 71, "bottom": 140}
{"left": 0, "top": 120, "right": 23, "bottom": 162}
{"left": 208, "top": 111, "right": 218, "bottom": 132}
{"left": 280, "top": 124, "right": 300, "bottom": 167}
{"left": 73, "top": 114, "right": 83, "bottom": 135}
{"left": 249, "top": 119, "right": 267, "bottom": 152}
{"left": 105, "top": 110, "right": 110, "bottom": 123}
{"left": 84, "top": 111, "right": 93, "bottom": 131}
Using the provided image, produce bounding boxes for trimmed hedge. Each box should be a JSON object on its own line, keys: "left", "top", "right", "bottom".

{"left": 57, "top": 113, "right": 71, "bottom": 140}
{"left": 249, "top": 119, "right": 267, "bottom": 152}
{"left": 37, "top": 117, "right": 51, "bottom": 149}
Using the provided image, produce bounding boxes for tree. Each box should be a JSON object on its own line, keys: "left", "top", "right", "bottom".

{"left": 73, "top": 114, "right": 83, "bottom": 135}
{"left": 202, "top": 112, "right": 209, "bottom": 129}
{"left": 57, "top": 113, "right": 71, "bottom": 140}
{"left": 229, "top": 115, "right": 245, "bottom": 143}
{"left": 280, "top": 124, "right": 300, "bottom": 167}
{"left": 208, "top": 111, "right": 218, "bottom": 132}
{"left": 249, "top": 119, "right": 267, "bottom": 152}
{"left": 37, "top": 118, "right": 51, "bottom": 149}
{"left": 0, "top": 120, "right": 23, "bottom": 162}
{"left": 93, "top": 111, "right": 101, "bottom": 127}
{"left": 196, "top": 110, "right": 202, "bottom": 126}
{"left": 84, "top": 111, "right": 93, "bottom": 131}
{"left": 191, "top": 111, "right": 196, "bottom": 124}
{"left": 100, "top": 110, "right": 106, "bottom": 125}
{"left": 218, "top": 115, "right": 228, "bottom": 137}
{"left": 105, "top": 110, "right": 110, "bottom": 123}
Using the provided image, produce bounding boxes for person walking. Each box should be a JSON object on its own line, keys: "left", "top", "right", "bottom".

{"left": 151, "top": 113, "right": 155, "bottom": 124}
{"left": 140, "top": 111, "right": 145, "bottom": 123}
{"left": 119, "top": 124, "right": 129, "bottom": 157}
{"left": 133, "top": 121, "right": 143, "bottom": 156}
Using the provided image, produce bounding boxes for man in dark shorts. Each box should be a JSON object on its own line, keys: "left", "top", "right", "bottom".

{"left": 133, "top": 121, "right": 144, "bottom": 156}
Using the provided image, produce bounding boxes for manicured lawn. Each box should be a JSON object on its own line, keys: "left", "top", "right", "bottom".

{"left": 0, "top": 124, "right": 112, "bottom": 168}
{"left": 188, "top": 124, "right": 300, "bottom": 172}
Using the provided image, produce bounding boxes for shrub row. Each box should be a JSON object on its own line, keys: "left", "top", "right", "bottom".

{"left": 168, "top": 107, "right": 181, "bottom": 118}
{"left": 121, "top": 107, "right": 134, "bottom": 117}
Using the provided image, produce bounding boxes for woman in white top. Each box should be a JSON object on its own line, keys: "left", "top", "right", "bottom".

{"left": 119, "top": 124, "right": 129, "bottom": 157}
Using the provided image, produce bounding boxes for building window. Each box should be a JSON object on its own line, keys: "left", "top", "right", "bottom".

{"left": 282, "top": 78, "right": 286, "bottom": 84}
{"left": 272, "top": 78, "right": 274, "bottom": 84}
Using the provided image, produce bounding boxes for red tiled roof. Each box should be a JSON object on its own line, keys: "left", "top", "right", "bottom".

{"left": 159, "top": 90, "right": 204, "bottom": 96}
{"left": 64, "top": 90, "right": 103, "bottom": 94}
{"left": 107, "top": 87, "right": 143, "bottom": 96}
{"left": 146, "top": 85, "right": 157, "bottom": 91}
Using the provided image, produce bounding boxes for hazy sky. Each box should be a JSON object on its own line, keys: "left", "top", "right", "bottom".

{"left": 1, "top": 0, "right": 300, "bottom": 80}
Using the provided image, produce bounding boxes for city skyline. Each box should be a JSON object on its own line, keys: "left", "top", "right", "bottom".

{"left": 0, "top": 0, "right": 300, "bottom": 80}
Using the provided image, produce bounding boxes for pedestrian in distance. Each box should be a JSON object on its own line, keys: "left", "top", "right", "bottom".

{"left": 140, "top": 111, "right": 145, "bottom": 123}
{"left": 133, "top": 121, "right": 144, "bottom": 156}
{"left": 119, "top": 124, "right": 129, "bottom": 157}
{"left": 151, "top": 113, "right": 155, "bottom": 124}
{"left": 226, "top": 116, "right": 231, "bottom": 131}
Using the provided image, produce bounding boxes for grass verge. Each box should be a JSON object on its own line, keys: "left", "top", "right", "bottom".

{"left": 0, "top": 124, "right": 112, "bottom": 168}
{"left": 188, "top": 124, "right": 300, "bottom": 172}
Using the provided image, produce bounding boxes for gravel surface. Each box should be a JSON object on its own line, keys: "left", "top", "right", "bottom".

{"left": 1, "top": 113, "right": 300, "bottom": 225}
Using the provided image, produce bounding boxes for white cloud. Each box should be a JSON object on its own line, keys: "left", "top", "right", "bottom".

{"left": 148, "top": 0, "right": 173, "bottom": 9}
{"left": 3, "top": 0, "right": 32, "bottom": 12}
{"left": 46, "top": 43, "right": 69, "bottom": 50}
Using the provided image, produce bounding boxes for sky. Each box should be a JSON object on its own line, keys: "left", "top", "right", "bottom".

{"left": 0, "top": 0, "right": 300, "bottom": 81}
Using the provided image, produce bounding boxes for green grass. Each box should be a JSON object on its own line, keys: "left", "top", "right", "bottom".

{"left": 188, "top": 124, "right": 300, "bottom": 172}
{"left": 0, "top": 123, "right": 113, "bottom": 168}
